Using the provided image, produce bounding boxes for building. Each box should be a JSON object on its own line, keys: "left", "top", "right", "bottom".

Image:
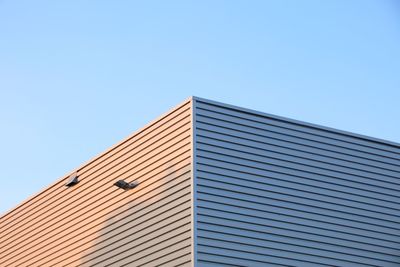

{"left": 0, "top": 96, "right": 399, "bottom": 266}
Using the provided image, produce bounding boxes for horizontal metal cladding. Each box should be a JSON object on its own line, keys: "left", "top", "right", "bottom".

{"left": 0, "top": 100, "right": 193, "bottom": 267}
{"left": 194, "top": 98, "right": 400, "bottom": 267}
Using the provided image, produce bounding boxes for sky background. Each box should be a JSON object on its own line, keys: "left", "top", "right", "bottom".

{"left": 0, "top": 0, "right": 399, "bottom": 214}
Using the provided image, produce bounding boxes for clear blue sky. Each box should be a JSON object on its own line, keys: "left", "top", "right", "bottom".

{"left": 0, "top": 0, "right": 399, "bottom": 215}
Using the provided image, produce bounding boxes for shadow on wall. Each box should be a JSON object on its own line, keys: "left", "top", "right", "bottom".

{"left": 76, "top": 159, "right": 190, "bottom": 267}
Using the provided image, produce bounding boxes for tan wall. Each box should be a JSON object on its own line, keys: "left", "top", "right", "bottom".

{"left": 0, "top": 99, "right": 193, "bottom": 267}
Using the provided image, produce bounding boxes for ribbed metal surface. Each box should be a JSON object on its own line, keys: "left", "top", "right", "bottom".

{"left": 2, "top": 96, "right": 400, "bottom": 267}
{"left": 0, "top": 99, "right": 193, "bottom": 267}
{"left": 193, "top": 97, "right": 400, "bottom": 267}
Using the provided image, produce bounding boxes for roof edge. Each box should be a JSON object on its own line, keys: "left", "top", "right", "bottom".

{"left": 192, "top": 96, "right": 400, "bottom": 148}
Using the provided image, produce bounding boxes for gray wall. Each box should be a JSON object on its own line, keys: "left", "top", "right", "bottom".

{"left": 193, "top": 97, "right": 400, "bottom": 267}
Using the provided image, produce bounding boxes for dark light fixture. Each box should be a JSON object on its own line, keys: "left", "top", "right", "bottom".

{"left": 114, "top": 180, "right": 139, "bottom": 190}
{"left": 66, "top": 173, "right": 79, "bottom": 187}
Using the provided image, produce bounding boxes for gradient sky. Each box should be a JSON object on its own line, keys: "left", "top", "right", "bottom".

{"left": 1, "top": 0, "right": 399, "bottom": 214}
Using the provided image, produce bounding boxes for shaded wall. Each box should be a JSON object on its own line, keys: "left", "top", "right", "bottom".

{"left": 193, "top": 97, "right": 400, "bottom": 266}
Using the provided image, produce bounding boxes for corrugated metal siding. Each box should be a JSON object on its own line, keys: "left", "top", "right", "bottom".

{"left": 194, "top": 97, "right": 400, "bottom": 267}
{"left": 0, "top": 99, "right": 193, "bottom": 267}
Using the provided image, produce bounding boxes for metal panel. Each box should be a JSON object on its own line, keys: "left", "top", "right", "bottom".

{"left": 193, "top": 97, "right": 400, "bottom": 267}
{"left": 0, "top": 99, "right": 193, "bottom": 267}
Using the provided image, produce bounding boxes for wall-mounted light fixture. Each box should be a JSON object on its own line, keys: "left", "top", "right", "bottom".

{"left": 114, "top": 180, "right": 139, "bottom": 190}
{"left": 66, "top": 173, "right": 79, "bottom": 187}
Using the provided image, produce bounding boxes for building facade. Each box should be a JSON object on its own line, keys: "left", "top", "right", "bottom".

{"left": 1, "top": 97, "right": 399, "bottom": 266}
